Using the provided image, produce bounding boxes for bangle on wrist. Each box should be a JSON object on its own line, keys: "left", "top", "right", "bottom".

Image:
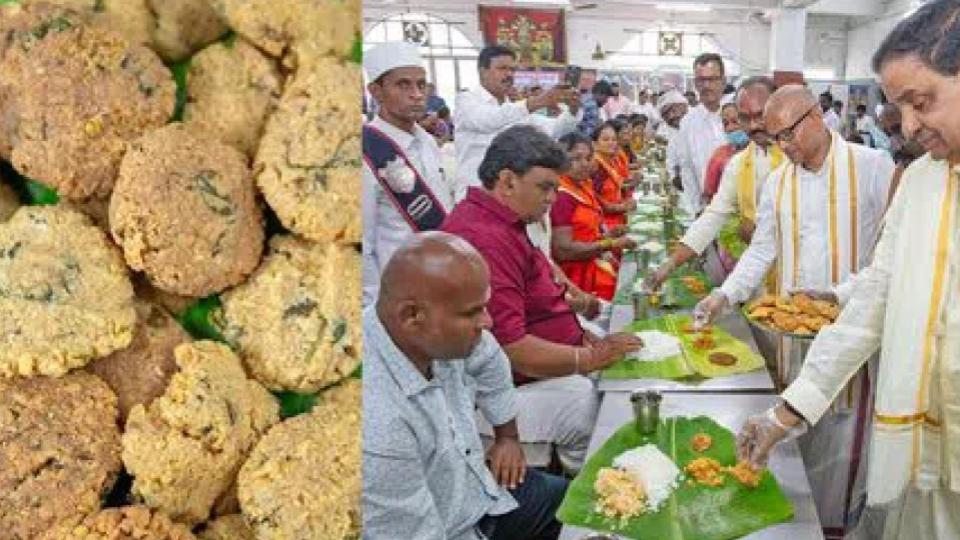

{"left": 573, "top": 347, "right": 581, "bottom": 375}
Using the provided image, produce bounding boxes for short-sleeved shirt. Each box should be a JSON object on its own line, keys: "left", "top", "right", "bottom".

{"left": 442, "top": 187, "right": 584, "bottom": 384}
{"left": 549, "top": 191, "right": 578, "bottom": 227}
{"left": 362, "top": 308, "right": 518, "bottom": 539}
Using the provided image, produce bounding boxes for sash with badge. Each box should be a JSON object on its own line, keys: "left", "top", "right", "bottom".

{"left": 363, "top": 124, "right": 447, "bottom": 231}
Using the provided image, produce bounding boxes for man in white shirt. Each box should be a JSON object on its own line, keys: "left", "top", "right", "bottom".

{"left": 855, "top": 104, "right": 879, "bottom": 147}
{"left": 633, "top": 88, "right": 660, "bottom": 132}
{"left": 601, "top": 82, "right": 633, "bottom": 120}
{"left": 453, "top": 45, "right": 579, "bottom": 202}
{"left": 695, "top": 85, "right": 894, "bottom": 535}
{"left": 656, "top": 90, "right": 689, "bottom": 188}
{"left": 820, "top": 91, "right": 842, "bottom": 132}
{"left": 646, "top": 77, "right": 781, "bottom": 291}
{"left": 675, "top": 53, "right": 730, "bottom": 215}
{"left": 362, "top": 42, "right": 455, "bottom": 306}
{"left": 737, "top": 3, "right": 960, "bottom": 537}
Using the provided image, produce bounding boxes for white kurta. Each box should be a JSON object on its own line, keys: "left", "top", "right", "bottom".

{"left": 452, "top": 86, "right": 579, "bottom": 202}
{"left": 675, "top": 103, "right": 726, "bottom": 215}
{"left": 681, "top": 143, "right": 779, "bottom": 254}
{"left": 660, "top": 123, "right": 682, "bottom": 182}
{"left": 719, "top": 133, "right": 894, "bottom": 305}
{"left": 361, "top": 118, "right": 454, "bottom": 306}
{"left": 718, "top": 133, "right": 894, "bottom": 533}
{"left": 782, "top": 154, "right": 960, "bottom": 540}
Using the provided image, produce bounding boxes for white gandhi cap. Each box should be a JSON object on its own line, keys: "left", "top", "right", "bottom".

{"left": 657, "top": 90, "right": 687, "bottom": 114}
{"left": 363, "top": 41, "right": 424, "bottom": 82}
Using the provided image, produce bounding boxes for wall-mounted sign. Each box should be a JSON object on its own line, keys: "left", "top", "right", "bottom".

{"left": 658, "top": 31, "right": 682, "bottom": 56}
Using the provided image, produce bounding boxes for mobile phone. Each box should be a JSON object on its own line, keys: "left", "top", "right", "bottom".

{"left": 564, "top": 65, "right": 582, "bottom": 89}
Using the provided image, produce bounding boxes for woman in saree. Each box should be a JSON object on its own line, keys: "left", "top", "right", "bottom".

{"left": 592, "top": 120, "right": 636, "bottom": 229}
{"left": 551, "top": 133, "right": 636, "bottom": 301}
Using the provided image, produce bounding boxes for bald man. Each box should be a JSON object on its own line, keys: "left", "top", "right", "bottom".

{"left": 646, "top": 77, "right": 784, "bottom": 292}
{"left": 363, "top": 231, "right": 567, "bottom": 540}
{"left": 694, "top": 84, "right": 895, "bottom": 534}
{"left": 739, "top": 4, "right": 960, "bottom": 536}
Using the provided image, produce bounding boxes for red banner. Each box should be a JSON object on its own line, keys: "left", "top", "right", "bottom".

{"left": 478, "top": 6, "right": 566, "bottom": 67}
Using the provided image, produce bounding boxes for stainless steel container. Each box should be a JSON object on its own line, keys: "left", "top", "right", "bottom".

{"left": 630, "top": 389, "right": 662, "bottom": 434}
{"left": 631, "top": 290, "right": 649, "bottom": 321}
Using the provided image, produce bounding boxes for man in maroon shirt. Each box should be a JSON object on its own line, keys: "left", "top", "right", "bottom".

{"left": 443, "top": 125, "right": 643, "bottom": 471}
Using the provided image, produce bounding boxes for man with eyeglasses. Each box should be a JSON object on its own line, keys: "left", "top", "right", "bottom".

{"left": 674, "top": 53, "right": 732, "bottom": 216}
{"left": 693, "top": 84, "right": 895, "bottom": 535}
{"left": 646, "top": 77, "right": 783, "bottom": 296}
{"left": 735, "top": 2, "right": 960, "bottom": 537}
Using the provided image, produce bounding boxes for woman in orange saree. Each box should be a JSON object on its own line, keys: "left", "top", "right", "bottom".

{"left": 551, "top": 133, "right": 636, "bottom": 301}
{"left": 592, "top": 120, "right": 636, "bottom": 229}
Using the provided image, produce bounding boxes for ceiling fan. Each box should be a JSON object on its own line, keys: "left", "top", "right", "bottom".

{"left": 569, "top": 1, "right": 600, "bottom": 10}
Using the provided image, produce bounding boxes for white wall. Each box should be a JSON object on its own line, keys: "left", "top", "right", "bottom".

{"left": 845, "top": 0, "right": 916, "bottom": 80}
{"left": 364, "top": 6, "right": 773, "bottom": 76}
{"left": 365, "top": 5, "right": 861, "bottom": 81}
{"left": 805, "top": 14, "right": 849, "bottom": 79}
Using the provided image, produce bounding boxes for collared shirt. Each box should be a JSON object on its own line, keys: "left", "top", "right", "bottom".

{"left": 362, "top": 308, "right": 519, "bottom": 540}
{"left": 676, "top": 103, "right": 727, "bottom": 215}
{"left": 362, "top": 117, "right": 455, "bottom": 306}
{"left": 453, "top": 85, "right": 579, "bottom": 202}
{"left": 682, "top": 143, "right": 778, "bottom": 254}
{"left": 442, "top": 188, "right": 584, "bottom": 382}
{"left": 720, "top": 131, "right": 894, "bottom": 305}
{"left": 602, "top": 94, "right": 633, "bottom": 119}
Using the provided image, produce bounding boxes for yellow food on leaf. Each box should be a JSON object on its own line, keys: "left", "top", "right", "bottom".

{"left": 594, "top": 468, "right": 647, "bottom": 521}
{"left": 725, "top": 460, "right": 762, "bottom": 489}
{"left": 684, "top": 457, "right": 725, "bottom": 487}
{"left": 691, "top": 433, "right": 712, "bottom": 452}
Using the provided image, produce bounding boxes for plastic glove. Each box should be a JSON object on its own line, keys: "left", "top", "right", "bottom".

{"left": 692, "top": 290, "right": 729, "bottom": 329}
{"left": 788, "top": 288, "right": 838, "bottom": 304}
{"left": 736, "top": 406, "right": 807, "bottom": 468}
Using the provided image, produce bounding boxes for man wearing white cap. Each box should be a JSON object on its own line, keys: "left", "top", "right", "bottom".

{"left": 362, "top": 42, "right": 456, "bottom": 306}
{"left": 656, "top": 89, "right": 689, "bottom": 191}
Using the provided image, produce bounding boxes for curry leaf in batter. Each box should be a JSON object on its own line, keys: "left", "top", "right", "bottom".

{"left": 193, "top": 169, "right": 235, "bottom": 216}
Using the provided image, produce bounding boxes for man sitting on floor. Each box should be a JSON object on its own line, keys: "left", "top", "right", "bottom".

{"left": 443, "top": 125, "right": 643, "bottom": 472}
{"left": 363, "top": 231, "right": 568, "bottom": 540}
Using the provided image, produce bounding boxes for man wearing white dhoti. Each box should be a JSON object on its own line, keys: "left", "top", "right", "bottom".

{"left": 694, "top": 85, "right": 895, "bottom": 536}
{"left": 736, "top": 3, "right": 960, "bottom": 538}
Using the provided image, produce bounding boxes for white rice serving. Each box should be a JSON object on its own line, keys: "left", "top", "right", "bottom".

{"left": 612, "top": 444, "right": 681, "bottom": 512}
{"left": 626, "top": 331, "right": 682, "bottom": 362}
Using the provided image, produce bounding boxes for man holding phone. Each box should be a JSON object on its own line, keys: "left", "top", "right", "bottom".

{"left": 454, "top": 46, "right": 581, "bottom": 203}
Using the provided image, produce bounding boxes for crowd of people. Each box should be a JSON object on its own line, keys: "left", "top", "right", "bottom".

{"left": 361, "top": 1, "right": 960, "bottom": 537}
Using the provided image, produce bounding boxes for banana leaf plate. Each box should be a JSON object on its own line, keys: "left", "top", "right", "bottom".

{"left": 601, "top": 315, "right": 765, "bottom": 381}
{"left": 557, "top": 416, "right": 795, "bottom": 539}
